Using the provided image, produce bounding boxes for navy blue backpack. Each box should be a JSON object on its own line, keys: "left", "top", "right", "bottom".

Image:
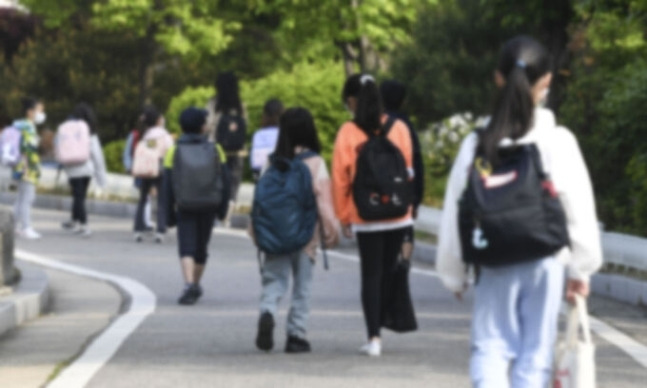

{"left": 252, "top": 151, "right": 318, "bottom": 257}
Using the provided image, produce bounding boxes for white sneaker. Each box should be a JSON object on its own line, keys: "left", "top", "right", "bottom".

{"left": 134, "top": 233, "right": 144, "bottom": 243}
{"left": 21, "top": 228, "right": 42, "bottom": 240}
{"left": 154, "top": 233, "right": 165, "bottom": 244}
{"left": 77, "top": 226, "right": 92, "bottom": 238}
{"left": 359, "top": 340, "right": 381, "bottom": 357}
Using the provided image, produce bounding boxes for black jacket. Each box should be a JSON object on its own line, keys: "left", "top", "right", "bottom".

{"left": 387, "top": 111, "right": 425, "bottom": 211}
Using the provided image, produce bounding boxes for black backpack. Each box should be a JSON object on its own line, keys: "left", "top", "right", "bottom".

{"left": 172, "top": 138, "right": 226, "bottom": 211}
{"left": 353, "top": 117, "right": 413, "bottom": 221}
{"left": 458, "top": 142, "right": 569, "bottom": 267}
{"left": 216, "top": 113, "right": 247, "bottom": 152}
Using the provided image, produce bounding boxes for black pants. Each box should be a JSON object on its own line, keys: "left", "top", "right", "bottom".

{"left": 177, "top": 210, "right": 218, "bottom": 264}
{"left": 356, "top": 228, "right": 406, "bottom": 339}
{"left": 134, "top": 177, "right": 166, "bottom": 233}
{"left": 69, "top": 177, "right": 91, "bottom": 224}
{"left": 226, "top": 155, "right": 243, "bottom": 202}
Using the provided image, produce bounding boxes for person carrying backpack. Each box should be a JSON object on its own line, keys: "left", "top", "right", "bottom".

{"left": 380, "top": 80, "right": 425, "bottom": 261}
{"left": 58, "top": 103, "right": 108, "bottom": 237}
{"left": 250, "top": 98, "right": 283, "bottom": 180}
{"left": 163, "top": 107, "right": 230, "bottom": 305}
{"left": 206, "top": 72, "right": 247, "bottom": 224}
{"left": 123, "top": 123, "right": 154, "bottom": 232}
{"left": 251, "top": 107, "right": 339, "bottom": 354}
{"left": 436, "top": 36, "right": 602, "bottom": 388}
{"left": 332, "top": 74, "right": 414, "bottom": 357}
{"left": 11, "top": 97, "right": 46, "bottom": 240}
{"left": 132, "top": 105, "right": 173, "bottom": 243}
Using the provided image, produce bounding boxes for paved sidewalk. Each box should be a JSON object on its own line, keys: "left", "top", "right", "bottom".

{"left": 0, "top": 267, "right": 121, "bottom": 388}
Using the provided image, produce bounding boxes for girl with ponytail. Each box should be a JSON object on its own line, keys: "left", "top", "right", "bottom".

{"left": 437, "top": 36, "right": 602, "bottom": 387}
{"left": 332, "top": 74, "right": 415, "bottom": 357}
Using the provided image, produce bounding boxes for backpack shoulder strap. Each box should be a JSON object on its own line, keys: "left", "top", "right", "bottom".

{"left": 381, "top": 116, "right": 397, "bottom": 136}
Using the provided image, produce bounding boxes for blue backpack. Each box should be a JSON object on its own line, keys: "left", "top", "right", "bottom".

{"left": 252, "top": 151, "right": 318, "bottom": 256}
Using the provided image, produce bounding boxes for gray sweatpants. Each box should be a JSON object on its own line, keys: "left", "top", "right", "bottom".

{"left": 14, "top": 181, "right": 36, "bottom": 230}
{"left": 260, "top": 251, "right": 313, "bottom": 339}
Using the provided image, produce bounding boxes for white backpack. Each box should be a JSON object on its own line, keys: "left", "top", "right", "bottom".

{"left": 0, "top": 126, "right": 22, "bottom": 167}
{"left": 132, "top": 137, "right": 164, "bottom": 178}
{"left": 56, "top": 120, "right": 91, "bottom": 166}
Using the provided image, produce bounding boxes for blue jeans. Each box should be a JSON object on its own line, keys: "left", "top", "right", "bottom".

{"left": 260, "top": 252, "right": 313, "bottom": 339}
{"left": 471, "top": 258, "right": 565, "bottom": 388}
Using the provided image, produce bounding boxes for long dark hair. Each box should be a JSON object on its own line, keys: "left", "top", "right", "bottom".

{"left": 262, "top": 98, "right": 284, "bottom": 127}
{"left": 274, "top": 107, "right": 322, "bottom": 160}
{"left": 72, "top": 102, "right": 98, "bottom": 134}
{"left": 21, "top": 96, "right": 40, "bottom": 116}
{"left": 342, "top": 74, "right": 384, "bottom": 133}
{"left": 479, "top": 36, "right": 551, "bottom": 165}
{"left": 140, "top": 105, "right": 161, "bottom": 129}
{"left": 215, "top": 72, "right": 242, "bottom": 114}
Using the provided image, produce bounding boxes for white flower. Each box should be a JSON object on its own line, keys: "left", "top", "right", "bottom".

{"left": 448, "top": 131, "right": 459, "bottom": 143}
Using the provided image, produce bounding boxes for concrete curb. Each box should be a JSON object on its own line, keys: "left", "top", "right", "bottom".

{"left": 0, "top": 263, "right": 50, "bottom": 338}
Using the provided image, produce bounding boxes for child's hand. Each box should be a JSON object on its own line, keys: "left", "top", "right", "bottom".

{"left": 342, "top": 224, "right": 353, "bottom": 239}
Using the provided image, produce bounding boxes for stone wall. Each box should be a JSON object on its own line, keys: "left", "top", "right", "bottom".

{"left": 0, "top": 208, "right": 17, "bottom": 286}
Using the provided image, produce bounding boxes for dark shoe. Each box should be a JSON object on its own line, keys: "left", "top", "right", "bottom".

{"left": 194, "top": 284, "right": 203, "bottom": 299}
{"left": 255, "top": 312, "right": 275, "bottom": 351}
{"left": 285, "top": 336, "right": 311, "bottom": 354}
{"left": 178, "top": 285, "right": 199, "bottom": 305}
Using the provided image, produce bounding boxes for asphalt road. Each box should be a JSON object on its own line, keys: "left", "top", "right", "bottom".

{"left": 9, "top": 208, "right": 647, "bottom": 387}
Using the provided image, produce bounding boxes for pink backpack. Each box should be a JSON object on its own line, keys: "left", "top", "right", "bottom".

{"left": 132, "top": 137, "right": 164, "bottom": 178}
{"left": 56, "top": 120, "right": 91, "bottom": 166}
{"left": 0, "top": 126, "right": 22, "bottom": 167}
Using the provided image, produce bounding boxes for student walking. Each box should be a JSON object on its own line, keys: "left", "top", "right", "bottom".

{"left": 380, "top": 80, "right": 425, "bottom": 260}
{"left": 250, "top": 98, "right": 283, "bottom": 179}
{"left": 436, "top": 36, "right": 602, "bottom": 388}
{"left": 163, "top": 107, "right": 230, "bottom": 305}
{"left": 12, "top": 97, "right": 46, "bottom": 239}
{"left": 58, "top": 103, "right": 108, "bottom": 237}
{"left": 332, "top": 74, "right": 414, "bottom": 357}
{"left": 132, "top": 106, "right": 173, "bottom": 243}
{"left": 123, "top": 123, "right": 154, "bottom": 232}
{"left": 252, "top": 107, "right": 339, "bottom": 353}
{"left": 206, "top": 72, "right": 247, "bottom": 221}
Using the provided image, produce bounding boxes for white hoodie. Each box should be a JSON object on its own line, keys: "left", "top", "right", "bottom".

{"left": 436, "top": 108, "right": 603, "bottom": 293}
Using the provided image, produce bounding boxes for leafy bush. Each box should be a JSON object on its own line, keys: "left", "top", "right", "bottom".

{"left": 419, "top": 113, "right": 482, "bottom": 206}
{"left": 240, "top": 60, "right": 348, "bottom": 163}
{"left": 103, "top": 140, "right": 126, "bottom": 173}
{"left": 168, "top": 61, "right": 349, "bottom": 163}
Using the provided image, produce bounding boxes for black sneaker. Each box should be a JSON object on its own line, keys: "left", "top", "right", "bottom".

{"left": 255, "top": 312, "right": 275, "bottom": 352}
{"left": 194, "top": 284, "right": 203, "bottom": 299}
{"left": 178, "top": 285, "right": 199, "bottom": 305}
{"left": 285, "top": 336, "right": 311, "bottom": 354}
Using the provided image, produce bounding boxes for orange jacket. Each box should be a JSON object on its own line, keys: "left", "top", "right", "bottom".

{"left": 332, "top": 116, "right": 414, "bottom": 226}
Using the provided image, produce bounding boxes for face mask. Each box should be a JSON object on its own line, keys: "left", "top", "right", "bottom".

{"left": 34, "top": 112, "right": 46, "bottom": 125}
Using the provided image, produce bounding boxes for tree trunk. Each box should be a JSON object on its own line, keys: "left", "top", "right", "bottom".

{"left": 138, "top": 0, "right": 163, "bottom": 107}
{"left": 138, "top": 25, "right": 157, "bottom": 107}
{"left": 540, "top": 0, "right": 575, "bottom": 114}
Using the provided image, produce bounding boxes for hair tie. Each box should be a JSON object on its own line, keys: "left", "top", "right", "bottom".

{"left": 360, "top": 74, "right": 375, "bottom": 85}
{"left": 516, "top": 59, "right": 527, "bottom": 69}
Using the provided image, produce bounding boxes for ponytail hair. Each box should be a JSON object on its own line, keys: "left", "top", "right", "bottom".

{"left": 343, "top": 73, "right": 384, "bottom": 133}
{"left": 480, "top": 36, "right": 551, "bottom": 165}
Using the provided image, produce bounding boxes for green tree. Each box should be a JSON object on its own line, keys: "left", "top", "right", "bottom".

{"left": 22, "top": 0, "right": 240, "bottom": 106}
{"left": 249, "top": 0, "right": 434, "bottom": 75}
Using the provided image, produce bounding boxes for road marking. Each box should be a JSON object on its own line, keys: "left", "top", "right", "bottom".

{"left": 214, "top": 230, "right": 647, "bottom": 369}
{"left": 16, "top": 249, "right": 157, "bottom": 388}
